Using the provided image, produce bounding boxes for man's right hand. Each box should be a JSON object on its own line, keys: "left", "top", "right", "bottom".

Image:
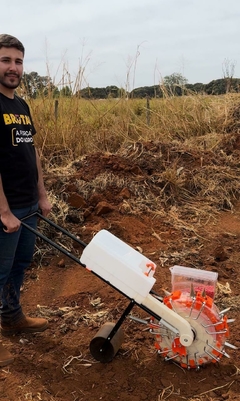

{"left": 0, "top": 212, "right": 21, "bottom": 233}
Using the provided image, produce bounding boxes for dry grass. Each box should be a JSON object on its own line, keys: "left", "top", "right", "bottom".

{"left": 24, "top": 92, "right": 240, "bottom": 161}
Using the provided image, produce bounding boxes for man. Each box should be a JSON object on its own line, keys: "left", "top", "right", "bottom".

{"left": 0, "top": 34, "right": 52, "bottom": 367}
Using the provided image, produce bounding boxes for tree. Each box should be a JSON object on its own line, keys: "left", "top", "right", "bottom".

{"left": 105, "top": 86, "right": 119, "bottom": 98}
{"left": 21, "top": 72, "right": 58, "bottom": 98}
{"left": 76, "top": 85, "right": 122, "bottom": 99}
{"left": 59, "top": 86, "right": 72, "bottom": 97}
{"left": 204, "top": 79, "right": 226, "bottom": 95}
{"left": 204, "top": 78, "right": 240, "bottom": 95}
{"left": 163, "top": 72, "right": 188, "bottom": 87}
{"left": 131, "top": 85, "right": 163, "bottom": 98}
{"left": 162, "top": 73, "right": 188, "bottom": 96}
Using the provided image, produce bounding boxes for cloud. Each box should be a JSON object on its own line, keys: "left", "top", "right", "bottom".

{"left": 1, "top": 0, "right": 240, "bottom": 87}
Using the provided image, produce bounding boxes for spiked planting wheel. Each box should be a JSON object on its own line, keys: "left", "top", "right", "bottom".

{"left": 152, "top": 290, "right": 232, "bottom": 369}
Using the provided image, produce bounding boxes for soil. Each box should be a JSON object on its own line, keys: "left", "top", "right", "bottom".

{"left": 1, "top": 142, "right": 240, "bottom": 401}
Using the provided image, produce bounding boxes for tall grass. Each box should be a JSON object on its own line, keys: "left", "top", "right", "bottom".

{"left": 25, "top": 89, "right": 240, "bottom": 166}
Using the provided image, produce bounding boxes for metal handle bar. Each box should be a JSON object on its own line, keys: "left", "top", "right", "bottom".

{"left": 21, "top": 211, "right": 87, "bottom": 267}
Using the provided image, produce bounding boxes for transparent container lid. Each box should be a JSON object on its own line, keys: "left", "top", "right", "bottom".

{"left": 170, "top": 265, "right": 218, "bottom": 298}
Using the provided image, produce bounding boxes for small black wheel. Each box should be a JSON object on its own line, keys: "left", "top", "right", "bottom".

{"left": 90, "top": 322, "right": 124, "bottom": 363}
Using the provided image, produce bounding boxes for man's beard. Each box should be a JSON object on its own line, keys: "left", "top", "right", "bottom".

{"left": 0, "top": 74, "right": 21, "bottom": 89}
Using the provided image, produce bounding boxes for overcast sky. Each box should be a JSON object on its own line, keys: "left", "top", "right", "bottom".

{"left": 1, "top": 0, "right": 240, "bottom": 89}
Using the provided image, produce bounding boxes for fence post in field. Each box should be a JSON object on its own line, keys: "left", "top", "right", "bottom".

{"left": 54, "top": 100, "right": 59, "bottom": 120}
{"left": 146, "top": 96, "right": 150, "bottom": 126}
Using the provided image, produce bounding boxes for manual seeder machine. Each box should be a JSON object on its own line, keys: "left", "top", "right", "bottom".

{"left": 22, "top": 211, "right": 237, "bottom": 370}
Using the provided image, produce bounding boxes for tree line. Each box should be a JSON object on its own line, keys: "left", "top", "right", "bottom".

{"left": 21, "top": 72, "right": 240, "bottom": 99}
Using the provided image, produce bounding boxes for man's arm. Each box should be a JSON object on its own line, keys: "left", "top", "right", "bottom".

{"left": 35, "top": 148, "right": 52, "bottom": 217}
{"left": 0, "top": 174, "right": 21, "bottom": 233}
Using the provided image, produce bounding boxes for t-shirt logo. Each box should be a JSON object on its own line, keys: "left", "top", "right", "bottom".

{"left": 12, "top": 128, "right": 33, "bottom": 146}
{"left": 3, "top": 113, "right": 32, "bottom": 125}
{"left": 2, "top": 113, "right": 34, "bottom": 146}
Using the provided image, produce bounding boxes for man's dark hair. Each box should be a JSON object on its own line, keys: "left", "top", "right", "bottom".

{"left": 0, "top": 34, "right": 25, "bottom": 56}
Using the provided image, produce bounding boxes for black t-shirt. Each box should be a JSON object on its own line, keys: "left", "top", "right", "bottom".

{"left": 0, "top": 93, "right": 38, "bottom": 208}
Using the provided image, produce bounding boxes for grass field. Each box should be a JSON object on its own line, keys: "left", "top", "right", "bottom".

{"left": 26, "top": 93, "right": 240, "bottom": 166}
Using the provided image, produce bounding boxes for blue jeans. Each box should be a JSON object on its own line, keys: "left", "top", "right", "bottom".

{"left": 0, "top": 203, "right": 38, "bottom": 324}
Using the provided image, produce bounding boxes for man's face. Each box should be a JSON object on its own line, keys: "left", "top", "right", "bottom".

{"left": 0, "top": 47, "right": 23, "bottom": 90}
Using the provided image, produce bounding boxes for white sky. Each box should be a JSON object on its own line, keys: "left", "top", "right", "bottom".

{"left": 1, "top": 0, "right": 240, "bottom": 89}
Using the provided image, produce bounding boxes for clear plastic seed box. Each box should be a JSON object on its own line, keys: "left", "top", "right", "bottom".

{"left": 170, "top": 265, "right": 218, "bottom": 299}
